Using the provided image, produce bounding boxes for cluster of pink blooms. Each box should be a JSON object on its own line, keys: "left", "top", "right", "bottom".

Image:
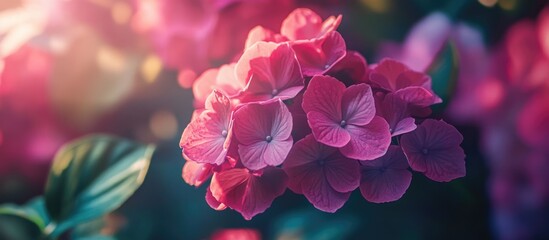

{"left": 179, "top": 8, "right": 466, "bottom": 220}
{"left": 442, "top": 8, "right": 549, "bottom": 239}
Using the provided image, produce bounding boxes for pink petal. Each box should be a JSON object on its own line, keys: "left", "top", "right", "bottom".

{"left": 238, "top": 167, "right": 287, "bottom": 220}
{"left": 238, "top": 137, "right": 293, "bottom": 170}
{"left": 400, "top": 13, "right": 451, "bottom": 72}
{"left": 282, "top": 135, "right": 334, "bottom": 194}
{"left": 394, "top": 86, "right": 441, "bottom": 107}
{"left": 181, "top": 91, "right": 232, "bottom": 165}
{"left": 369, "top": 59, "right": 408, "bottom": 92}
{"left": 233, "top": 99, "right": 292, "bottom": 145}
{"left": 307, "top": 111, "right": 350, "bottom": 148}
{"left": 236, "top": 41, "right": 277, "bottom": 87}
{"left": 269, "top": 43, "right": 304, "bottom": 97}
{"left": 292, "top": 31, "right": 347, "bottom": 76}
{"left": 300, "top": 167, "right": 351, "bottom": 213}
{"left": 392, "top": 117, "right": 417, "bottom": 136}
{"left": 211, "top": 168, "right": 287, "bottom": 220}
{"left": 324, "top": 155, "right": 361, "bottom": 193}
{"left": 340, "top": 116, "right": 391, "bottom": 160}
{"left": 360, "top": 146, "right": 412, "bottom": 203}
{"left": 245, "top": 25, "right": 287, "bottom": 49}
{"left": 302, "top": 75, "right": 344, "bottom": 119}
{"left": 375, "top": 93, "right": 416, "bottom": 136}
{"left": 326, "top": 50, "right": 369, "bottom": 85}
{"left": 237, "top": 42, "right": 304, "bottom": 102}
{"left": 341, "top": 83, "right": 375, "bottom": 126}
{"left": 395, "top": 70, "right": 432, "bottom": 90}
{"left": 182, "top": 160, "right": 213, "bottom": 187}
{"left": 280, "top": 8, "right": 323, "bottom": 41}
{"left": 233, "top": 99, "right": 293, "bottom": 169}
{"left": 210, "top": 229, "right": 261, "bottom": 240}
{"left": 400, "top": 119, "right": 466, "bottom": 182}
{"left": 283, "top": 135, "right": 355, "bottom": 212}
{"left": 192, "top": 68, "right": 219, "bottom": 108}
{"left": 215, "top": 63, "right": 244, "bottom": 98}
{"left": 206, "top": 186, "right": 227, "bottom": 211}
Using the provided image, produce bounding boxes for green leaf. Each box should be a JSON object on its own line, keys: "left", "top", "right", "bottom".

{"left": 426, "top": 41, "right": 459, "bottom": 115}
{"left": 43, "top": 135, "right": 155, "bottom": 238}
{"left": 0, "top": 197, "right": 49, "bottom": 240}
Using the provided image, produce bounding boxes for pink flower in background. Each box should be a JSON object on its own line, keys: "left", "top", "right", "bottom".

{"left": 400, "top": 119, "right": 465, "bottom": 182}
{"left": 517, "top": 92, "right": 549, "bottom": 150}
{"left": 210, "top": 228, "right": 261, "bottom": 240}
{"left": 359, "top": 146, "right": 412, "bottom": 203}
{"left": 181, "top": 90, "right": 233, "bottom": 165}
{"left": 133, "top": 0, "right": 295, "bottom": 77}
{"left": 233, "top": 99, "right": 293, "bottom": 170}
{"left": 283, "top": 134, "right": 360, "bottom": 212}
{"left": 209, "top": 167, "right": 288, "bottom": 220}
{"left": 302, "top": 75, "right": 391, "bottom": 160}
{"left": 236, "top": 42, "right": 304, "bottom": 103}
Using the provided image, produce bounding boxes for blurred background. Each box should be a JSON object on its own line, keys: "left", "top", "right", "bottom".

{"left": 1, "top": 0, "right": 548, "bottom": 239}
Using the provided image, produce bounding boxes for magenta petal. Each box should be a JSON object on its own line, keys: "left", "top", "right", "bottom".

{"left": 400, "top": 119, "right": 466, "bottom": 182}
{"left": 238, "top": 167, "right": 287, "bottom": 220}
{"left": 212, "top": 168, "right": 287, "bottom": 220}
{"left": 340, "top": 116, "right": 391, "bottom": 160}
{"left": 234, "top": 99, "right": 293, "bottom": 170}
{"left": 324, "top": 156, "right": 361, "bottom": 193}
{"left": 341, "top": 83, "right": 375, "bottom": 126}
{"left": 392, "top": 117, "right": 417, "bottom": 136}
{"left": 360, "top": 146, "right": 412, "bottom": 203}
{"left": 292, "top": 31, "right": 347, "bottom": 76}
{"left": 375, "top": 93, "right": 415, "bottom": 136}
{"left": 394, "top": 86, "right": 442, "bottom": 107}
{"left": 300, "top": 168, "right": 351, "bottom": 213}
{"left": 369, "top": 59, "right": 408, "bottom": 92}
{"left": 307, "top": 111, "right": 350, "bottom": 147}
{"left": 238, "top": 137, "right": 292, "bottom": 170}
{"left": 302, "top": 75, "right": 344, "bottom": 119}
{"left": 283, "top": 134, "right": 336, "bottom": 193}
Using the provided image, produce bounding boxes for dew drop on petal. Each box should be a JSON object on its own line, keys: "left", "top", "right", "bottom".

{"left": 265, "top": 135, "right": 273, "bottom": 142}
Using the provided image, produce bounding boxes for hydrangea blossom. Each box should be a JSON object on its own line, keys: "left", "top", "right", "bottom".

{"left": 179, "top": 8, "right": 466, "bottom": 219}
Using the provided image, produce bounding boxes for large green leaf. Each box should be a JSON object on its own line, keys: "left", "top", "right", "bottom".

{"left": 0, "top": 197, "right": 49, "bottom": 240}
{"left": 43, "top": 135, "right": 155, "bottom": 238}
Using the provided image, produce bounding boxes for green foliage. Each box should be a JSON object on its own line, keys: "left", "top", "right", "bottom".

{"left": 0, "top": 135, "right": 155, "bottom": 240}
{"left": 427, "top": 41, "right": 459, "bottom": 115}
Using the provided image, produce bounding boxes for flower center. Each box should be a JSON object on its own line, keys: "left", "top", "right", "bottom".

{"left": 340, "top": 120, "right": 347, "bottom": 128}
{"left": 421, "top": 148, "right": 429, "bottom": 155}
{"left": 271, "top": 89, "right": 278, "bottom": 96}
{"left": 265, "top": 135, "right": 273, "bottom": 142}
{"left": 221, "top": 130, "right": 228, "bottom": 137}
{"left": 324, "top": 64, "right": 330, "bottom": 69}
{"left": 318, "top": 159, "right": 326, "bottom": 166}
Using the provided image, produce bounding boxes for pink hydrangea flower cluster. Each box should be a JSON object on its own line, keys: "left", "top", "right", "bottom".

{"left": 179, "top": 8, "right": 466, "bottom": 220}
